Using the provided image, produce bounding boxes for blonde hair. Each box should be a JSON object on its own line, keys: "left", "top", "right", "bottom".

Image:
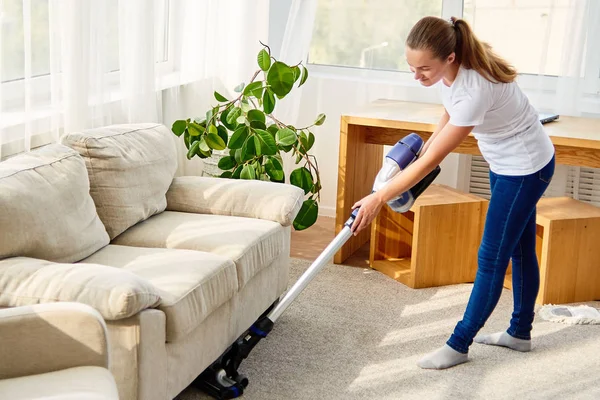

{"left": 406, "top": 16, "right": 517, "bottom": 84}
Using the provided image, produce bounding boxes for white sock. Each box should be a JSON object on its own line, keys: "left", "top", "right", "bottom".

{"left": 473, "top": 331, "right": 531, "bottom": 352}
{"left": 417, "top": 344, "right": 469, "bottom": 370}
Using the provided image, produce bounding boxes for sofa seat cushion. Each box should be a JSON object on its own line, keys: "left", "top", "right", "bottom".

{"left": 81, "top": 245, "right": 238, "bottom": 342}
{"left": 60, "top": 123, "right": 178, "bottom": 240}
{"left": 0, "top": 257, "right": 161, "bottom": 321}
{"left": 0, "top": 143, "right": 109, "bottom": 262}
{"left": 112, "top": 211, "right": 286, "bottom": 289}
{"left": 0, "top": 366, "right": 119, "bottom": 400}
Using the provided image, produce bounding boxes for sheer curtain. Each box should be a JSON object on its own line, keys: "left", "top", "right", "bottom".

{"left": 529, "top": 0, "right": 600, "bottom": 117}
{"left": 0, "top": 0, "right": 269, "bottom": 165}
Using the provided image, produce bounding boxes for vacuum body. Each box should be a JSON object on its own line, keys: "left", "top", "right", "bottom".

{"left": 194, "top": 133, "right": 441, "bottom": 399}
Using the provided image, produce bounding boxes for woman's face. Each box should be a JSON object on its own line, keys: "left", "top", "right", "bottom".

{"left": 405, "top": 47, "right": 455, "bottom": 87}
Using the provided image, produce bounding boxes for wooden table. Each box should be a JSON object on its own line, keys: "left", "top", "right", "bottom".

{"left": 335, "top": 99, "right": 600, "bottom": 264}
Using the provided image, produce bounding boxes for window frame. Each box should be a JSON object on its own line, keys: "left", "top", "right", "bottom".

{"left": 0, "top": 0, "right": 176, "bottom": 123}
{"left": 300, "top": 0, "right": 600, "bottom": 104}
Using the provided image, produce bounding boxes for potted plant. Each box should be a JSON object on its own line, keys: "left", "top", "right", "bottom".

{"left": 171, "top": 43, "right": 325, "bottom": 230}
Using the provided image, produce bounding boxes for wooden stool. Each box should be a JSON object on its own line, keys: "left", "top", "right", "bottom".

{"left": 370, "top": 184, "right": 488, "bottom": 288}
{"left": 504, "top": 197, "right": 600, "bottom": 304}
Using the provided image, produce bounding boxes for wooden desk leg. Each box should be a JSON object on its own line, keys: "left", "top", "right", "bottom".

{"left": 334, "top": 118, "right": 384, "bottom": 264}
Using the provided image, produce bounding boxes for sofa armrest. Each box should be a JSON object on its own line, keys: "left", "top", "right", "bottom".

{"left": 0, "top": 257, "right": 161, "bottom": 321}
{"left": 0, "top": 302, "right": 109, "bottom": 379}
{"left": 166, "top": 176, "right": 305, "bottom": 226}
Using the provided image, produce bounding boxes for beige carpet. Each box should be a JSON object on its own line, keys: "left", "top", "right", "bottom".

{"left": 177, "top": 258, "right": 600, "bottom": 400}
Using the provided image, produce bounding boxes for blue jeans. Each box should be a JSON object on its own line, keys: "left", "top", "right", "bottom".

{"left": 447, "top": 155, "right": 555, "bottom": 354}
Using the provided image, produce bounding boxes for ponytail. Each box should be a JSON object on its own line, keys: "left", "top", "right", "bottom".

{"left": 407, "top": 16, "right": 517, "bottom": 84}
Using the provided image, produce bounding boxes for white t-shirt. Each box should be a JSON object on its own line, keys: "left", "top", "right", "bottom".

{"left": 439, "top": 66, "right": 555, "bottom": 175}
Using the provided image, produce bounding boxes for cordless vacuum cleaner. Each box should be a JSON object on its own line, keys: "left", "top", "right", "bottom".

{"left": 194, "top": 133, "right": 441, "bottom": 399}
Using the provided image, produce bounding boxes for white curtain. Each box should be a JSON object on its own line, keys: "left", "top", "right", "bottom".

{"left": 0, "top": 0, "right": 269, "bottom": 167}
{"left": 530, "top": 0, "right": 600, "bottom": 117}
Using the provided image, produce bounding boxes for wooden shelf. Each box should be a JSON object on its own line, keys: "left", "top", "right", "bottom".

{"left": 504, "top": 274, "right": 513, "bottom": 290}
{"left": 370, "top": 184, "right": 488, "bottom": 289}
{"left": 371, "top": 258, "right": 412, "bottom": 286}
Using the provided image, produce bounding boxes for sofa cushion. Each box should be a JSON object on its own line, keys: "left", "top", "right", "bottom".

{"left": 81, "top": 245, "right": 238, "bottom": 342}
{"left": 0, "top": 257, "right": 161, "bottom": 320}
{"left": 0, "top": 143, "right": 109, "bottom": 262}
{"left": 60, "top": 123, "right": 178, "bottom": 240}
{"left": 112, "top": 211, "right": 286, "bottom": 289}
{"left": 0, "top": 366, "right": 119, "bottom": 400}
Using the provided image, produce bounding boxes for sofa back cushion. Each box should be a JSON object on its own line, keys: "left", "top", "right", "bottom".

{"left": 60, "top": 123, "right": 178, "bottom": 239}
{"left": 0, "top": 144, "right": 109, "bottom": 262}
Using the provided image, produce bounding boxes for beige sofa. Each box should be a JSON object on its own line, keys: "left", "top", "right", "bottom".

{"left": 0, "top": 302, "right": 119, "bottom": 400}
{"left": 0, "top": 123, "right": 304, "bottom": 400}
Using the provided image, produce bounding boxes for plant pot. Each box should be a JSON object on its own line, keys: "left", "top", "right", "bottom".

{"left": 201, "top": 149, "right": 229, "bottom": 178}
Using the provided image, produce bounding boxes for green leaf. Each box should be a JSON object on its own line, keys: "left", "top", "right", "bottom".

{"left": 276, "top": 127, "right": 297, "bottom": 146}
{"left": 208, "top": 125, "right": 218, "bottom": 135}
{"left": 184, "top": 130, "right": 191, "bottom": 149}
{"left": 199, "top": 138, "right": 211, "bottom": 153}
{"left": 280, "top": 144, "right": 294, "bottom": 153}
{"left": 253, "top": 135, "right": 262, "bottom": 157}
{"left": 290, "top": 167, "right": 314, "bottom": 194}
{"left": 315, "top": 113, "right": 326, "bottom": 126}
{"left": 263, "top": 89, "right": 276, "bottom": 114}
{"left": 236, "top": 115, "right": 247, "bottom": 125}
{"left": 257, "top": 49, "right": 271, "bottom": 71}
{"left": 229, "top": 126, "right": 249, "bottom": 149}
{"left": 218, "top": 156, "right": 236, "bottom": 170}
{"left": 234, "top": 82, "right": 245, "bottom": 92}
{"left": 266, "top": 62, "right": 295, "bottom": 97}
{"left": 220, "top": 171, "right": 233, "bottom": 178}
{"left": 234, "top": 149, "right": 243, "bottom": 164}
{"left": 217, "top": 125, "right": 228, "bottom": 146}
{"left": 242, "top": 135, "right": 258, "bottom": 161}
{"left": 226, "top": 107, "right": 242, "bottom": 125}
{"left": 206, "top": 133, "right": 226, "bottom": 150}
{"left": 293, "top": 199, "right": 318, "bottom": 231}
{"left": 243, "top": 81, "right": 263, "bottom": 97}
{"left": 292, "top": 66, "right": 301, "bottom": 82}
{"left": 265, "top": 157, "right": 284, "bottom": 182}
{"left": 188, "top": 122, "right": 203, "bottom": 137}
{"left": 240, "top": 99, "right": 251, "bottom": 113}
{"left": 232, "top": 165, "right": 243, "bottom": 179}
{"left": 220, "top": 107, "right": 236, "bottom": 131}
{"left": 250, "top": 120, "right": 267, "bottom": 130}
{"left": 267, "top": 124, "right": 279, "bottom": 137}
{"left": 255, "top": 129, "right": 277, "bottom": 156}
{"left": 247, "top": 109, "right": 266, "bottom": 124}
{"left": 299, "top": 65, "right": 309, "bottom": 87}
{"left": 299, "top": 130, "right": 315, "bottom": 152}
{"left": 308, "top": 131, "right": 315, "bottom": 149}
{"left": 187, "top": 141, "right": 200, "bottom": 160}
{"left": 214, "top": 91, "right": 228, "bottom": 102}
{"left": 172, "top": 120, "right": 187, "bottom": 136}
{"left": 241, "top": 164, "right": 256, "bottom": 180}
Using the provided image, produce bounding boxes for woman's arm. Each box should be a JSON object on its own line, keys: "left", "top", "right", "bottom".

{"left": 350, "top": 122, "right": 474, "bottom": 234}
{"left": 420, "top": 109, "right": 450, "bottom": 156}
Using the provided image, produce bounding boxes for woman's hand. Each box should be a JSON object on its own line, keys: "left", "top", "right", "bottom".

{"left": 350, "top": 192, "right": 385, "bottom": 235}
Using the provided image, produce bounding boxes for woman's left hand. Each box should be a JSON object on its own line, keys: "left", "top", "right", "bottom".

{"left": 350, "top": 192, "right": 385, "bottom": 235}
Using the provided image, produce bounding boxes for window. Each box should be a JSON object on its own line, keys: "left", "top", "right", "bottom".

{"left": 308, "top": 0, "right": 599, "bottom": 95}
{"left": 308, "top": 0, "right": 443, "bottom": 72}
{"left": 463, "top": 0, "right": 571, "bottom": 77}
{"left": 1, "top": 0, "right": 50, "bottom": 82}
{"left": 0, "top": 0, "right": 171, "bottom": 82}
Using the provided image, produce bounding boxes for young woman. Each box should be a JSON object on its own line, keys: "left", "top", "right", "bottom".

{"left": 350, "top": 16, "right": 555, "bottom": 369}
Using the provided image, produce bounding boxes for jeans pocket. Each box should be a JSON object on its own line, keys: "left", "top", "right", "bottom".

{"left": 538, "top": 156, "right": 555, "bottom": 184}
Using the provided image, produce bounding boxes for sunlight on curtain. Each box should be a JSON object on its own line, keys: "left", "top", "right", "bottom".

{"left": 0, "top": 0, "right": 270, "bottom": 167}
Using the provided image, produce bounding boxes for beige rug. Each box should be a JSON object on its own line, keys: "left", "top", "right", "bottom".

{"left": 177, "top": 258, "right": 600, "bottom": 400}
